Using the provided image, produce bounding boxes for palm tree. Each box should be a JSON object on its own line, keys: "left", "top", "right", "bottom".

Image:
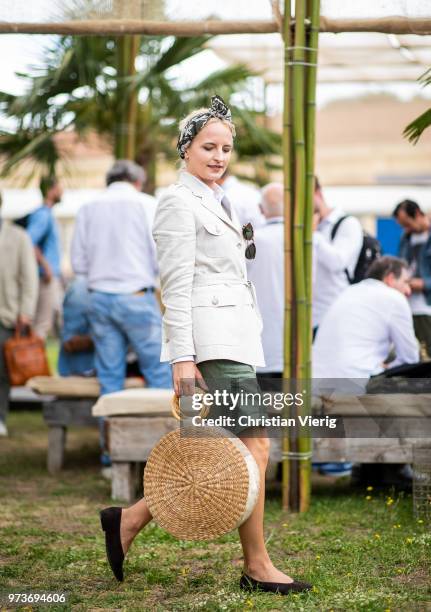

{"left": 0, "top": 34, "right": 281, "bottom": 192}
{"left": 404, "top": 67, "right": 431, "bottom": 143}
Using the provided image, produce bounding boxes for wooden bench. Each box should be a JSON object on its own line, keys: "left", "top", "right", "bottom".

{"left": 27, "top": 376, "right": 144, "bottom": 474}
{"left": 93, "top": 389, "right": 431, "bottom": 502}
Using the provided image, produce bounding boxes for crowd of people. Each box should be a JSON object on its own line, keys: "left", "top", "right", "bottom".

{"left": 0, "top": 160, "right": 428, "bottom": 484}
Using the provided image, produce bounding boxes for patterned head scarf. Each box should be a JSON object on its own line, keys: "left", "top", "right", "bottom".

{"left": 177, "top": 95, "right": 234, "bottom": 159}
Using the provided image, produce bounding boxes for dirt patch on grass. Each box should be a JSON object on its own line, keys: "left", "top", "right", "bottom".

{"left": 394, "top": 568, "right": 430, "bottom": 588}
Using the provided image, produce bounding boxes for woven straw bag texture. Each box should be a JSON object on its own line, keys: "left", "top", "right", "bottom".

{"left": 144, "top": 426, "right": 260, "bottom": 540}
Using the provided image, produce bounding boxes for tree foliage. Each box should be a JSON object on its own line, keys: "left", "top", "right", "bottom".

{"left": 0, "top": 34, "right": 281, "bottom": 190}
{"left": 404, "top": 67, "right": 431, "bottom": 144}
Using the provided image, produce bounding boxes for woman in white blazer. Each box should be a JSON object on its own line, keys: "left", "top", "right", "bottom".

{"left": 100, "top": 96, "right": 311, "bottom": 595}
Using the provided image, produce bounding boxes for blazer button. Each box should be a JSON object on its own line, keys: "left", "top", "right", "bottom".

{"left": 212, "top": 296, "right": 219, "bottom": 305}
{"left": 237, "top": 242, "right": 242, "bottom": 248}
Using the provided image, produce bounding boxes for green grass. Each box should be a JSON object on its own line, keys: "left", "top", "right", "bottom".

{"left": 45, "top": 338, "right": 59, "bottom": 375}
{"left": 0, "top": 412, "right": 430, "bottom": 611}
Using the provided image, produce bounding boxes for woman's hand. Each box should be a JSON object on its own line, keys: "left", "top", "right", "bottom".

{"left": 172, "top": 361, "right": 207, "bottom": 397}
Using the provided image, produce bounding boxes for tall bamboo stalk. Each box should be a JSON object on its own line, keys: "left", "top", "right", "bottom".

{"left": 290, "top": 0, "right": 307, "bottom": 512}
{"left": 295, "top": 0, "right": 320, "bottom": 514}
{"left": 282, "top": 0, "right": 293, "bottom": 511}
{"left": 115, "top": 35, "right": 140, "bottom": 160}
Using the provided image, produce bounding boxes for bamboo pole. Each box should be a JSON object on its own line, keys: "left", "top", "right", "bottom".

{"left": 288, "top": 0, "right": 308, "bottom": 513}
{"left": 281, "top": 0, "right": 292, "bottom": 512}
{"left": 298, "top": 0, "right": 320, "bottom": 514}
{"left": 319, "top": 15, "right": 431, "bottom": 35}
{"left": 2, "top": 16, "right": 431, "bottom": 36}
{"left": 0, "top": 19, "right": 279, "bottom": 36}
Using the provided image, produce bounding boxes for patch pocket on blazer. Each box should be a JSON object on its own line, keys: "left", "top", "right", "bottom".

{"left": 201, "top": 221, "right": 229, "bottom": 258}
{"left": 191, "top": 288, "right": 252, "bottom": 346}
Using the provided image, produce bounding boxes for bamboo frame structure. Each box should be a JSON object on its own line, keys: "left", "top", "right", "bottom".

{"left": 1, "top": 16, "right": 431, "bottom": 36}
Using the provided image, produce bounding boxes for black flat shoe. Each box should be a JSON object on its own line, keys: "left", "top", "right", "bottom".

{"left": 240, "top": 573, "right": 312, "bottom": 595}
{"left": 100, "top": 507, "right": 124, "bottom": 582}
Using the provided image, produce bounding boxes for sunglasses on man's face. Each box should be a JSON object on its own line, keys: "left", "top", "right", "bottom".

{"left": 242, "top": 223, "right": 256, "bottom": 260}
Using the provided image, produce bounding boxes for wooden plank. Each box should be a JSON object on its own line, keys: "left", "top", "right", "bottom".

{"left": 320, "top": 394, "right": 431, "bottom": 417}
{"left": 109, "top": 416, "right": 177, "bottom": 461}
{"left": 111, "top": 462, "right": 136, "bottom": 502}
{"left": 43, "top": 399, "right": 97, "bottom": 427}
{"left": 270, "top": 437, "right": 422, "bottom": 463}
{"left": 47, "top": 426, "right": 66, "bottom": 474}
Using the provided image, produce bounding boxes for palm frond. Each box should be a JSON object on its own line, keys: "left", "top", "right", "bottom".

{"left": 403, "top": 108, "right": 431, "bottom": 144}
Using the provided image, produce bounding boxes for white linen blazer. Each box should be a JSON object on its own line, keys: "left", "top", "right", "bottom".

{"left": 153, "top": 171, "right": 265, "bottom": 366}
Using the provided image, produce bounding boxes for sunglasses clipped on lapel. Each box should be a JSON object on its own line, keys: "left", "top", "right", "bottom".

{"left": 242, "top": 223, "right": 256, "bottom": 260}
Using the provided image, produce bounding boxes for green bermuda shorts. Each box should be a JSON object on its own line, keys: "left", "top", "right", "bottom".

{"left": 197, "top": 359, "right": 267, "bottom": 436}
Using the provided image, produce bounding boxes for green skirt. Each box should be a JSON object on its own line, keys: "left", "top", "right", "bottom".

{"left": 197, "top": 359, "right": 266, "bottom": 435}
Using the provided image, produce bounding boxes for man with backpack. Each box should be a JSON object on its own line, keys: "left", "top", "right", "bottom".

{"left": 26, "top": 176, "right": 63, "bottom": 339}
{"left": 312, "top": 177, "right": 380, "bottom": 336}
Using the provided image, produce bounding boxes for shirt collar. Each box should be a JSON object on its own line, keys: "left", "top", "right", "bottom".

{"left": 266, "top": 216, "right": 284, "bottom": 225}
{"left": 181, "top": 171, "right": 225, "bottom": 204}
{"left": 319, "top": 207, "right": 345, "bottom": 228}
{"left": 108, "top": 181, "right": 137, "bottom": 193}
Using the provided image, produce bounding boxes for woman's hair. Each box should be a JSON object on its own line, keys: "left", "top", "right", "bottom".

{"left": 178, "top": 105, "right": 236, "bottom": 158}
{"left": 179, "top": 107, "right": 236, "bottom": 136}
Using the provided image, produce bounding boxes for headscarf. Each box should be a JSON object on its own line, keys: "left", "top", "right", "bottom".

{"left": 177, "top": 95, "right": 233, "bottom": 159}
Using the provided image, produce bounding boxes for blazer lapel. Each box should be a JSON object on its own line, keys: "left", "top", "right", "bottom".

{"left": 179, "top": 171, "right": 242, "bottom": 236}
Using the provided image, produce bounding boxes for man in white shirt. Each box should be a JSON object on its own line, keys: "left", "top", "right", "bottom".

{"left": 247, "top": 183, "right": 284, "bottom": 388}
{"left": 217, "top": 169, "right": 264, "bottom": 229}
{"left": 71, "top": 160, "right": 171, "bottom": 397}
{"left": 313, "top": 177, "right": 363, "bottom": 334}
{"left": 313, "top": 256, "right": 419, "bottom": 383}
{"left": 393, "top": 199, "right": 431, "bottom": 358}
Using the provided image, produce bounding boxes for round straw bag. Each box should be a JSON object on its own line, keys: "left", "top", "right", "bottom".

{"left": 144, "top": 418, "right": 260, "bottom": 540}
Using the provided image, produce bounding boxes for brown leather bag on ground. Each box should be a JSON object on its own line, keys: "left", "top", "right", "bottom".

{"left": 4, "top": 325, "right": 50, "bottom": 386}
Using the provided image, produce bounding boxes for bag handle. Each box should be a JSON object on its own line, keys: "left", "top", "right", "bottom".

{"left": 14, "top": 322, "right": 36, "bottom": 339}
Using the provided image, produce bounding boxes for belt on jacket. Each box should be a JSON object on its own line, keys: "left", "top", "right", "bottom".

{"left": 192, "top": 275, "right": 260, "bottom": 314}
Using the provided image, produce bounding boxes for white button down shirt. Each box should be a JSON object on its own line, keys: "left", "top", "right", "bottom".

{"left": 313, "top": 208, "right": 363, "bottom": 327}
{"left": 221, "top": 175, "right": 264, "bottom": 229}
{"left": 313, "top": 278, "right": 419, "bottom": 382}
{"left": 71, "top": 182, "right": 158, "bottom": 293}
{"left": 247, "top": 217, "right": 284, "bottom": 372}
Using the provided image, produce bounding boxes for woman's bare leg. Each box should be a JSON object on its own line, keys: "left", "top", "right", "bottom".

{"left": 238, "top": 429, "right": 293, "bottom": 583}
{"left": 119, "top": 498, "right": 152, "bottom": 554}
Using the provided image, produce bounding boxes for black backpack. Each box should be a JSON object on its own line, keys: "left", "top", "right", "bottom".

{"left": 331, "top": 215, "right": 381, "bottom": 284}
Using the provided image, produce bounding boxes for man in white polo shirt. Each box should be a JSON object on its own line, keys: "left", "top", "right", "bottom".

{"left": 247, "top": 182, "right": 284, "bottom": 388}
{"left": 313, "top": 256, "right": 418, "bottom": 382}
{"left": 313, "top": 256, "right": 419, "bottom": 488}
{"left": 313, "top": 177, "right": 363, "bottom": 336}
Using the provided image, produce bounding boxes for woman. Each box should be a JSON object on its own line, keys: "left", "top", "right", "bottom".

{"left": 100, "top": 96, "right": 311, "bottom": 595}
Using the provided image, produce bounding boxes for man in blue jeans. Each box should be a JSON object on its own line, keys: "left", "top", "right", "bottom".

{"left": 71, "top": 160, "right": 172, "bottom": 465}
